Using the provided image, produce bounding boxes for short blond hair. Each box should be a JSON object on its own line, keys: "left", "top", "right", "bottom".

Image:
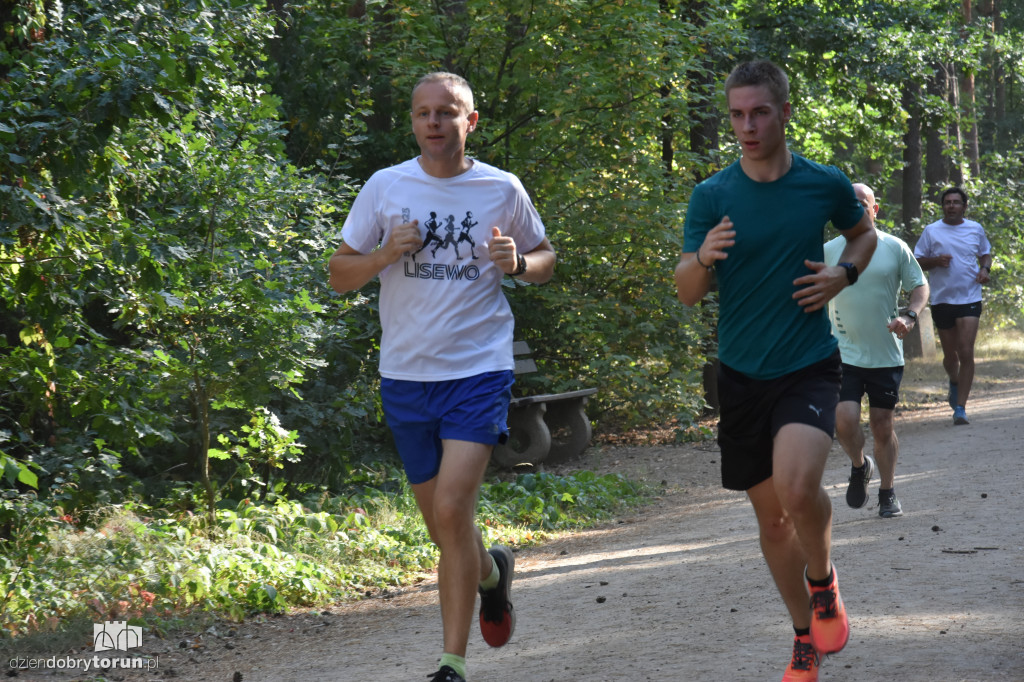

{"left": 412, "top": 72, "right": 475, "bottom": 114}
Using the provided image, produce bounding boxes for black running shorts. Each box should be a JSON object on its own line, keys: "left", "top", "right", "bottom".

{"left": 716, "top": 351, "right": 841, "bottom": 491}
{"left": 931, "top": 301, "right": 982, "bottom": 330}
{"left": 839, "top": 364, "right": 904, "bottom": 410}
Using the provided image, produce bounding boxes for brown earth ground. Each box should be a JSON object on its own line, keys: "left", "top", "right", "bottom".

{"left": 12, "top": 337, "right": 1024, "bottom": 682}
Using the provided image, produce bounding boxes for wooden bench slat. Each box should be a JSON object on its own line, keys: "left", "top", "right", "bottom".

{"left": 513, "top": 358, "right": 538, "bottom": 374}
{"left": 510, "top": 388, "right": 597, "bottom": 407}
{"left": 493, "top": 341, "right": 596, "bottom": 468}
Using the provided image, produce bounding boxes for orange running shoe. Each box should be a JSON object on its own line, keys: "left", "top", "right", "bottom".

{"left": 781, "top": 634, "right": 819, "bottom": 682}
{"left": 807, "top": 563, "right": 850, "bottom": 654}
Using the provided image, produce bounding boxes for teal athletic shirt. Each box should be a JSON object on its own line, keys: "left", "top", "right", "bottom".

{"left": 682, "top": 153, "right": 864, "bottom": 380}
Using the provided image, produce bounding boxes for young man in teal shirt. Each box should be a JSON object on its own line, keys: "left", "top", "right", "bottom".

{"left": 675, "top": 60, "right": 876, "bottom": 682}
{"left": 825, "top": 183, "right": 929, "bottom": 519}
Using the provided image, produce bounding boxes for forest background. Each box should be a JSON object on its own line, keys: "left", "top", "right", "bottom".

{"left": 1, "top": 0, "right": 1023, "bottom": 640}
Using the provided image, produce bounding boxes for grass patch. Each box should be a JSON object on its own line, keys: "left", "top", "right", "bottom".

{"left": 901, "top": 328, "right": 1024, "bottom": 409}
{"left": 0, "top": 467, "right": 650, "bottom": 647}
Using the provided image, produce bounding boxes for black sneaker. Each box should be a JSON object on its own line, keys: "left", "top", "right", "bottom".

{"left": 428, "top": 665, "right": 466, "bottom": 682}
{"left": 845, "top": 455, "right": 875, "bottom": 509}
{"left": 948, "top": 381, "right": 958, "bottom": 409}
{"left": 478, "top": 545, "right": 515, "bottom": 647}
{"left": 879, "top": 490, "right": 904, "bottom": 518}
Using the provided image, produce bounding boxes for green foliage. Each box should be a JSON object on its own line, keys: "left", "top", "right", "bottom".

{"left": 272, "top": 0, "right": 737, "bottom": 431}
{"left": 1, "top": 3, "right": 1023, "bottom": 640}
{"left": 479, "top": 471, "right": 648, "bottom": 531}
{"left": 0, "top": 0, "right": 362, "bottom": 513}
{"left": 0, "top": 468, "right": 649, "bottom": 638}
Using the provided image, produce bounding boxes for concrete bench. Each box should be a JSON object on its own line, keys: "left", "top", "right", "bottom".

{"left": 492, "top": 342, "right": 598, "bottom": 468}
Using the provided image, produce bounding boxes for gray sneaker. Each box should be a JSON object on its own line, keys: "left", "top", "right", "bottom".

{"left": 845, "top": 455, "right": 875, "bottom": 509}
{"left": 879, "top": 490, "right": 904, "bottom": 518}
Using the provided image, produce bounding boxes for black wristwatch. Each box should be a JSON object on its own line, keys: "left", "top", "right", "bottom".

{"left": 902, "top": 309, "right": 918, "bottom": 322}
{"left": 512, "top": 253, "right": 527, "bottom": 277}
{"left": 838, "top": 262, "right": 859, "bottom": 285}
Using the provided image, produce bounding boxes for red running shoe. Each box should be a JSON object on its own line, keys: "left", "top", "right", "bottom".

{"left": 781, "top": 634, "right": 819, "bottom": 682}
{"left": 478, "top": 546, "right": 516, "bottom": 647}
{"left": 807, "top": 563, "right": 850, "bottom": 654}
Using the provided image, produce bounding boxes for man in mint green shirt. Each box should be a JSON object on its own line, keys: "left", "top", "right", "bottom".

{"left": 824, "top": 183, "right": 928, "bottom": 518}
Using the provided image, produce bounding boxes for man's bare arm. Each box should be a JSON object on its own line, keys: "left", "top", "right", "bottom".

{"left": 675, "top": 217, "right": 735, "bottom": 306}
{"left": 794, "top": 211, "right": 877, "bottom": 313}
{"left": 328, "top": 220, "right": 422, "bottom": 293}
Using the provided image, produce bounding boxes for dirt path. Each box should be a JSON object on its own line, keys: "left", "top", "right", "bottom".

{"left": 22, "top": 352, "right": 1024, "bottom": 682}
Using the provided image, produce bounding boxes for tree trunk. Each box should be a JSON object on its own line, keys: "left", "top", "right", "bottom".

{"left": 924, "top": 64, "right": 949, "bottom": 202}
{"left": 991, "top": 0, "right": 1006, "bottom": 147}
{"left": 437, "top": 0, "right": 469, "bottom": 72}
{"left": 948, "top": 71, "right": 965, "bottom": 186}
{"left": 961, "top": 0, "right": 981, "bottom": 178}
{"left": 683, "top": 2, "right": 719, "bottom": 183}
{"left": 687, "top": 75, "right": 719, "bottom": 182}
{"left": 660, "top": 0, "right": 675, "bottom": 180}
{"left": 901, "top": 82, "right": 923, "bottom": 242}
{"left": 367, "top": 4, "right": 396, "bottom": 143}
{"left": 193, "top": 370, "right": 216, "bottom": 527}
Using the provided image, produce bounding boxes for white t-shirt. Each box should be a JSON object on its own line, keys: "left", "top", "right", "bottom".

{"left": 913, "top": 219, "right": 991, "bottom": 305}
{"left": 341, "top": 158, "right": 546, "bottom": 381}
{"left": 825, "top": 231, "right": 927, "bottom": 368}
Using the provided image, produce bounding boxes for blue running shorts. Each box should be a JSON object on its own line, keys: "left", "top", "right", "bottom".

{"left": 380, "top": 370, "right": 514, "bottom": 484}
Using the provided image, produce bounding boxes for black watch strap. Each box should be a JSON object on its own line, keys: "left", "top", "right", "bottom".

{"left": 512, "top": 253, "right": 527, "bottom": 276}
{"left": 838, "top": 262, "right": 858, "bottom": 285}
{"left": 903, "top": 309, "right": 918, "bottom": 322}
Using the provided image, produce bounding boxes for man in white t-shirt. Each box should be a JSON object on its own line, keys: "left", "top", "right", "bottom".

{"left": 825, "top": 184, "right": 928, "bottom": 518}
{"left": 328, "top": 72, "right": 556, "bottom": 682}
{"left": 913, "top": 188, "right": 992, "bottom": 425}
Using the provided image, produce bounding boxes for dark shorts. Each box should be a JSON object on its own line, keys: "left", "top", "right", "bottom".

{"left": 839, "top": 364, "right": 904, "bottom": 410}
{"left": 380, "top": 370, "right": 513, "bottom": 484}
{"left": 931, "top": 301, "right": 982, "bottom": 330}
{"left": 716, "top": 351, "right": 841, "bottom": 492}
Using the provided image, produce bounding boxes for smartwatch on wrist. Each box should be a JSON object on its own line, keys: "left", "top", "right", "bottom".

{"left": 838, "top": 262, "right": 859, "bottom": 285}
{"left": 902, "top": 309, "right": 918, "bottom": 323}
{"left": 512, "top": 253, "right": 527, "bottom": 277}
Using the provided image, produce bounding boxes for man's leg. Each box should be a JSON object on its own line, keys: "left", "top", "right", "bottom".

{"left": 771, "top": 423, "right": 833, "bottom": 580}
{"left": 747, "top": 478, "right": 812, "bottom": 631}
{"left": 745, "top": 422, "right": 833, "bottom": 625}
{"left": 937, "top": 325, "right": 961, "bottom": 390}
{"left": 867, "top": 407, "right": 898, "bottom": 490}
{"left": 836, "top": 400, "right": 875, "bottom": 509}
{"left": 773, "top": 422, "right": 849, "bottom": 654}
{"left": 952, "top": 315, "right": 981, "bottom": 406}
{"left": 835, "top": 400, "right": 865, "bottom": 466}
{"left": 410, "top": 440, "right": 493, "bottom": 658}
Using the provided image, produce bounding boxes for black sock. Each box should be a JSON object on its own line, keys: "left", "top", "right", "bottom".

{"left": 794, "top": 626, "right": 810, "bottom": 637}
{"left": 807, "top": 568, "right": 834, "bottom": 588}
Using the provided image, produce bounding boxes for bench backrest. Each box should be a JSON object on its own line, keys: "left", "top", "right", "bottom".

{"left": 512, "top": 341, "right": 538, "bottom": 375}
